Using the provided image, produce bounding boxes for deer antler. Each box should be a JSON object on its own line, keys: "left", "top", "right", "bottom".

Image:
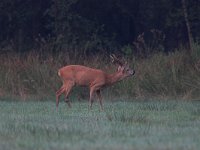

{"left": 110, "top": 54, "right": 124, "bottom": 66}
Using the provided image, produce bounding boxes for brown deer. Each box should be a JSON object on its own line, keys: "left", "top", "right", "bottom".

{"left": 56, "top": 54, "right": 135, "bottom": 110}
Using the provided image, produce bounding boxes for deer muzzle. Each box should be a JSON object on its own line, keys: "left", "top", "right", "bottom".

{"left": 130, "top": 70, "right": 135, "bottom": 76}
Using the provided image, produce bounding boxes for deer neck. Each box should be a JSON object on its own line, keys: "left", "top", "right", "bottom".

{"left": 106, "top": 72, "right": 124, "bottom": 85}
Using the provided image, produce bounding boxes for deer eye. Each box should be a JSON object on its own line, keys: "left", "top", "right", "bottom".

{"left": 126, "top": 68, "right": 130, "bottom": 72}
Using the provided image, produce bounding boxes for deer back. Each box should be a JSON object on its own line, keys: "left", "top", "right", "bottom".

{"left": 58, "top": 65, "right": 106, "bottom": 86}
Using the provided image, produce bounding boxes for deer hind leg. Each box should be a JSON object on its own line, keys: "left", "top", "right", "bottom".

{"left": 64, "top": 82, "right": 74, "bottom": 108}
{"left": 56, "top": 85, "right": 66, "bottom": 109}
{"left": 96, "top": 90, "right": 103, "bottom": 111}
{"left": 89, "top": 87, "right": 96, "bottom": 109}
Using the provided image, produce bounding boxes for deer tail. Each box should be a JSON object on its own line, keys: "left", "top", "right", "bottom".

{"left": 58, "top": 70, "right": 61, "bottom": 76}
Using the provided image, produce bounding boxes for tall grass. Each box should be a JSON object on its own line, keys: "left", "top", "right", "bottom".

{"left": 0, "top": 45, "right": 200, "bottom": 100}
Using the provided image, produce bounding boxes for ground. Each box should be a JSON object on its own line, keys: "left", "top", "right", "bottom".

{"left": 0, "top": 100, "right": 200, "bottom": 150}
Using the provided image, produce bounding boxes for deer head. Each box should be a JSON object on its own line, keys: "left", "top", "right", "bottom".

{"left": 110, "top": 54, "right": 135, "bottom": 78}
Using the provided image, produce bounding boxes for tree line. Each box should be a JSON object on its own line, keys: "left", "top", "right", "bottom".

{"left": 0, "top": 0, "right": 199, "bottom": 57}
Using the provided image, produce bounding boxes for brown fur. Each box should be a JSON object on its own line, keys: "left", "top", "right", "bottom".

{"left": 56, "top": 62, "right": 135, "bottom": 110}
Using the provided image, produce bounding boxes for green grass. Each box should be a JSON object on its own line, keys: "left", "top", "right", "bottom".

{"left": 0, "top": 100, "right": 200, "bottom": 150}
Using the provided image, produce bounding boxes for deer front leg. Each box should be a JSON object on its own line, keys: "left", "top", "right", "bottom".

{"left": 96, "top": 90, "right": 103, "bottom": 111}
{"left": 89, "top": 84, "right": 103, "bottom": 110}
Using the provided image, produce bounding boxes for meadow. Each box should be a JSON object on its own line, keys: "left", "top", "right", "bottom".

{"left": 0, "top": 45, "right": 200, "bottom": 150}
{"left": 0, "top": 99, "right": 200, "bottom": 150}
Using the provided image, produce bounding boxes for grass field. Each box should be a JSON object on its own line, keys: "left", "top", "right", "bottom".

{"left": 0, "top": 99, "right": 200, "bottom": 150}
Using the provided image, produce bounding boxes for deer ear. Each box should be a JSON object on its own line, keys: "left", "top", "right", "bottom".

{"left": 117, "top": 66, "right": 122, "bottom": 72}
{"left": 122, "top": 67, "right": 126, "bottom": 73}
{"left": 117, "top": 66, "right": 125, "bottom": 72}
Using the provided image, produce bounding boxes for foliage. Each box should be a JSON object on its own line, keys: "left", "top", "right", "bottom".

{"left": 0, "top": 0, "right": 200, "bottom": 55}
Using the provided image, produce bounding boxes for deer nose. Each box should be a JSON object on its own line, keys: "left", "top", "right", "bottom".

{"left": 130, "top": 70, "right": 135, "bottom": 76}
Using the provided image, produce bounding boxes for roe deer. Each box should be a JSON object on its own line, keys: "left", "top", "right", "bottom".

{"left": 56, "top": 54, "right": 135, "bottom": 110}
